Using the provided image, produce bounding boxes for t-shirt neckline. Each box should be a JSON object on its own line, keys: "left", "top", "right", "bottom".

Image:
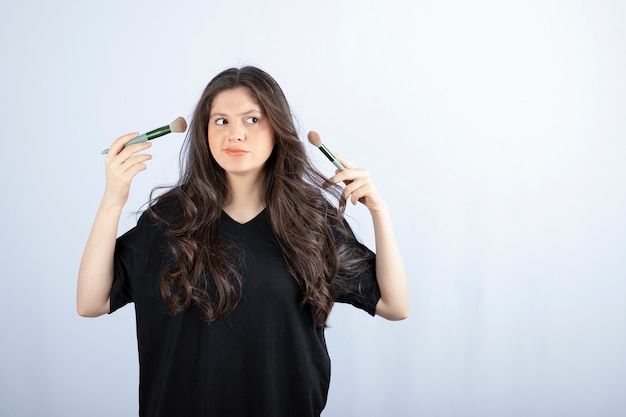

{"left": 221, "top": 207, "right": 267, "bottom": 226}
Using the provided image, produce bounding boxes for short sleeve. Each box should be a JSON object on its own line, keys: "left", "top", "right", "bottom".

{"left": 109, "top": 211, "right": 159, "bottom": 313}
{"left": 333, "top": 219, "right": 381, "bottom": 316}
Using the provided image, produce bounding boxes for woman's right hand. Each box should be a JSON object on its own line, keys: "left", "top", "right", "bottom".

{"left": 103, "top": 132, "right": 152, "bottom": 206}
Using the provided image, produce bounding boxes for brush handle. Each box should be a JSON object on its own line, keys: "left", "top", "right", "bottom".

{"left": 100, "top": 133, "right": 147, "bottom": 154}
{"left": 121, "top": 132, "right": 150, "bottom": 147}
{"left": 318, "top": 144, "right": 346, "bottom": 171}
{"left": 331, "top": 158, "right": 346, "bottom": 171}
{"left": 100, "top": 124, "right": 172, "bottom": 154}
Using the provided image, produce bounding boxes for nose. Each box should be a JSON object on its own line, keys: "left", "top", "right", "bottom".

{"left": 227, "top": 123, "right": 245, "bottom": 142}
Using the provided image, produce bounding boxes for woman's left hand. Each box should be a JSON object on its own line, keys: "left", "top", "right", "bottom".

{"left": 329, "top": 155, "right": 387, "bottom": 214}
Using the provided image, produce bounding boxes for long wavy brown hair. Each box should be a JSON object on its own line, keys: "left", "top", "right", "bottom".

{"left": 148, "top": 66, "right": 372, "bottom": 327}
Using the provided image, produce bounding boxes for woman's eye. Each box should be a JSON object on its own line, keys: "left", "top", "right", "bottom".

{"left": 215, "top": 118, "right": 227, "bottom": 125}
{"left": 245, "top": 117, "right": 258, "bottom": 124}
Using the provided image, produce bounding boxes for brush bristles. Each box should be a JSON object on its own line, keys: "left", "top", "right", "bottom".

{"left": 169, "top": 117, "right": 188, "bottom": 133}
{"left": 307, "top": 130, "right": 322, "bottom": 147}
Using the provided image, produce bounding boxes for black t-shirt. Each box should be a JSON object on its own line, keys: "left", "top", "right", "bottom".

{"left": 110, "top": 200, "right": 380, "bottom": 417}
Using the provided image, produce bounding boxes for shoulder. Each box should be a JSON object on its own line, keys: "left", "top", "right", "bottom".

{"left": 143, "top": 193, "right": 184, "bottom": 226}
{"left": 115, "top": 196, "right": 182, "bottom": 247}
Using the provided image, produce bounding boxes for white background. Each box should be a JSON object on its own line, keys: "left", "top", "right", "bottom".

{"left": 1, "top": 1, "right": 625, "bottom": 416}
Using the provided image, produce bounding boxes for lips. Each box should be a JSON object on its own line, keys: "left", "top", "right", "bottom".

{"left": 224, "top": 147, "right": 248, "bottom": 156}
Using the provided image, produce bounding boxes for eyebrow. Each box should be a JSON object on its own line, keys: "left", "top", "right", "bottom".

{"left": 209, "top": 109, "right": 263, "bottom": 118}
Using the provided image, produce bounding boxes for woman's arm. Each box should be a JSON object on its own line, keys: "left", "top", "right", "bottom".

{"left": 368, "top": 205, "right": 409, "bottom": 320}
{"left": 76, "top": 133, "right": 152, "bottom": 317}
{"left": 331, "top": 156, "right": 409, "bottom": 321}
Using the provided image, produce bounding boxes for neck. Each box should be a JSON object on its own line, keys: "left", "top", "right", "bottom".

{"left": 223, "top": 173, "right": 265, "bottom": 222}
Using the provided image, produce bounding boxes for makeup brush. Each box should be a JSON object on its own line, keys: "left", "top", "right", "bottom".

{"left": 307, "top": 131, "right": 346, "bottom": 171}
{"left": 101, "top": 116, "right": 188, "bottom": 154}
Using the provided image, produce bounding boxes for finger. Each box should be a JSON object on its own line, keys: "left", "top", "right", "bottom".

{"left": 329, "top": 170, "right": 353, "bottom": 185}
{"left": 124, "top": 160, "right": 149, "bottom": 178}
{"left": 117, "top": 141, "right": 152, "bottom": 163}
{"left": 106, "top": 132, "right": 140, "bottom": 157}
{"left": 342, "top": 186, "right": 365, "bottom": 206}
{"left": 330, "top": 167, "right": 370, "bottom": 185}
{"left": 333, "top": 153, "right": 359, "bottom": 170}
{"left": 107, "top": 142, "right": 152, "bottom": 171}
{"left": 342, "top": 177, "right": 368, "bottom": 200}
{"left": 119, "top": 153, "right": 152, "bottom": 174}
{"left": 106, "top": 153, "right": 152, "bottom": 184}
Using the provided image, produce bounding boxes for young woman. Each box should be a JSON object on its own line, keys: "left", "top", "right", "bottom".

{"left": 77, "top": 66, "right": 408, "bottom": 417}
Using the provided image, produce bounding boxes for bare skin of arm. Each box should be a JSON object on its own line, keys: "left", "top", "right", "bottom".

{"left": 330, "top": 155, "right": 409, "bottom": 321}
{"left": 76, "top": 133, "right": 152, "bottom": 317}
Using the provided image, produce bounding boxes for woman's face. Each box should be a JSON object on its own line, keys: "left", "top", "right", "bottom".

{"left": 208, "top": 87, "right": 275, "bottom": 181}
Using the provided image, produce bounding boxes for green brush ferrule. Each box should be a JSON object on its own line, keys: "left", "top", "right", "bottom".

{"left": 145, "top": 125, "right": 172, "bottom": 140}
{"left": 319, "top": 144, "right": 346, "bottom": 171}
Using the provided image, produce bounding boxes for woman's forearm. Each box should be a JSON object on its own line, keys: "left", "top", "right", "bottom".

{"left": 76, "top": 199, "right": 124, "bottom": 317}
{"left": 371, "top": 204, "right": 409, "bottom": 320}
